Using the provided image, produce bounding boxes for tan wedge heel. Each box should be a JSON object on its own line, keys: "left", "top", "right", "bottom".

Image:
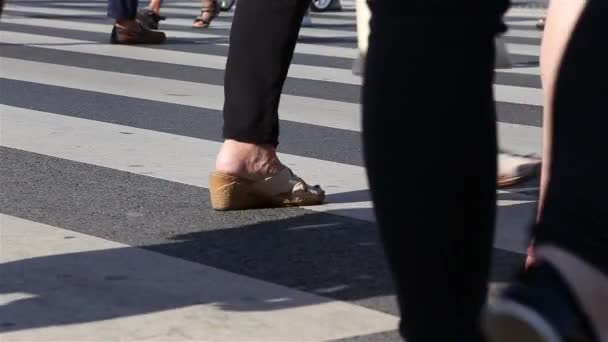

{"left": 209, "top": 169, "right": 325, "bottom": 211}
{"left": 209, "top": 172, "right": 271, "bottom": 211}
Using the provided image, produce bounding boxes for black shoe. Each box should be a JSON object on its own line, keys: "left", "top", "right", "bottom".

{"left": 484, "top": 263, "right": 597, "bottom": 342}
{"left": 110, "top": 23, "right": 166, "bottom": 45}
{"left": 136, "top": 9, "right": 166, "bottom": 30}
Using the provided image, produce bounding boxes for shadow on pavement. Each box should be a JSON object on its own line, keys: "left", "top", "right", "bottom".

{"left": 1, "top": 205, "right": 527, "bottom": 333}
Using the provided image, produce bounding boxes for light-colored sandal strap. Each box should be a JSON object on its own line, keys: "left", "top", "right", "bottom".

{"left": 252, "top": 168, "right": 322, "bottom": 197}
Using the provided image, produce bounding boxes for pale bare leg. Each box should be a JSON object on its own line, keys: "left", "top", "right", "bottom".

{"left": 148, "top": 0, "right": 161, "bottom": 13}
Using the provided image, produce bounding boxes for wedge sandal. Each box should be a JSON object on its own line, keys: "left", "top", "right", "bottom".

{"left": 192, "top": 0, "right": 219, "bottom": 28}
{"left": 209, "top": 168, "right": 325, "bottom": 210}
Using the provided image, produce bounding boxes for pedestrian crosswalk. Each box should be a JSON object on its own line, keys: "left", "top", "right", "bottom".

{"left": 0, "top": 1, "right": 544, "bottom": 340}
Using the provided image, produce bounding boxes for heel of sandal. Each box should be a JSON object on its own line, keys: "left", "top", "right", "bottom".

{"left": 209, "top": 172, "right": 267, "bottom": 210}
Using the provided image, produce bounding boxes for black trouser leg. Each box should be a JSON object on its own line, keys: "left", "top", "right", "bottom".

{"left": 362, "top": 1, "right": 508, "bottom": 340}
{"left": 223, "top": 0, "right": 311, "bottom": 147}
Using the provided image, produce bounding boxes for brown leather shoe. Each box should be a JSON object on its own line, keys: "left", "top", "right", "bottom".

{"left": 110, "top": 23, "right": 166, "bottom": 44}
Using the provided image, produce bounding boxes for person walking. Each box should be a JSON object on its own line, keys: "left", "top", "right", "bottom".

{"left": 209, "top": 0, "right": 325, "bottom": 210}
{"left": 211, "top": 0, "right": 607, "bottom": 338}
{"left": 362, "top": 0, "right": 607, "bottom": 341}
{"left": 108, "top": 0, "right": 166, "bottom": 44}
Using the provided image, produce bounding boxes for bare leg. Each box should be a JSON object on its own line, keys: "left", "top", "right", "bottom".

{"left": 148, "top": 0, "right": 161, "bottom": 13}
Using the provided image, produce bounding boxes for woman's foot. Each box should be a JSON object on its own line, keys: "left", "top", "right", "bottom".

{"left": 497, "top": 152, "right": 542, "bottom": 188}
{"left": 211, "top": 140, "right": 325, "bottom": 210}
{"left": 192, "top": 1, "right": 218, "bottom": 28}
{"left": 110, "top": 20, "right": 166, "bottom": 44}
{"left": 215, "top": 140, "right": 284, "bottom": 180}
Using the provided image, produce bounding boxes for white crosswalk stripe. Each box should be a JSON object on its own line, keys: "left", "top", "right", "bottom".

{"left": 0, "top": 2, "right": 544, "bottom": 340}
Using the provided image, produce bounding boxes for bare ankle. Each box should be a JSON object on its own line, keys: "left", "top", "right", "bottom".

{"left": 149, "top": 0, "right": 161, "bottom": 13}
{"left": 215, "top": 140, "right": 284, "bottom": 179}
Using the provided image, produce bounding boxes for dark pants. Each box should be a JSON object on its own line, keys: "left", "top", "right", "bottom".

{"left": 222, "top": 0, "right": 607, "bottom": 340}
{"left": 223, "top": 0, "right": 311, "bottom": 146}
{"left": 362, "top": 0, "right": 607, "bottom": 341}
{"left": 363, "top": 2, "right": 506, "bottom": 340}
{"left": 107, "top": 0, "right": 211, "bottom": 20}
{"left": 107, "top": 0, "right": 138, "bottom": 20}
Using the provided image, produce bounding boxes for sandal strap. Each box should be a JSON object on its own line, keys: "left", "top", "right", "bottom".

{"left": 194, "top": 8, "right": 218, "bottom": 24}
{"left": 252, "top": 168, "right": 322, "bottom": 197}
